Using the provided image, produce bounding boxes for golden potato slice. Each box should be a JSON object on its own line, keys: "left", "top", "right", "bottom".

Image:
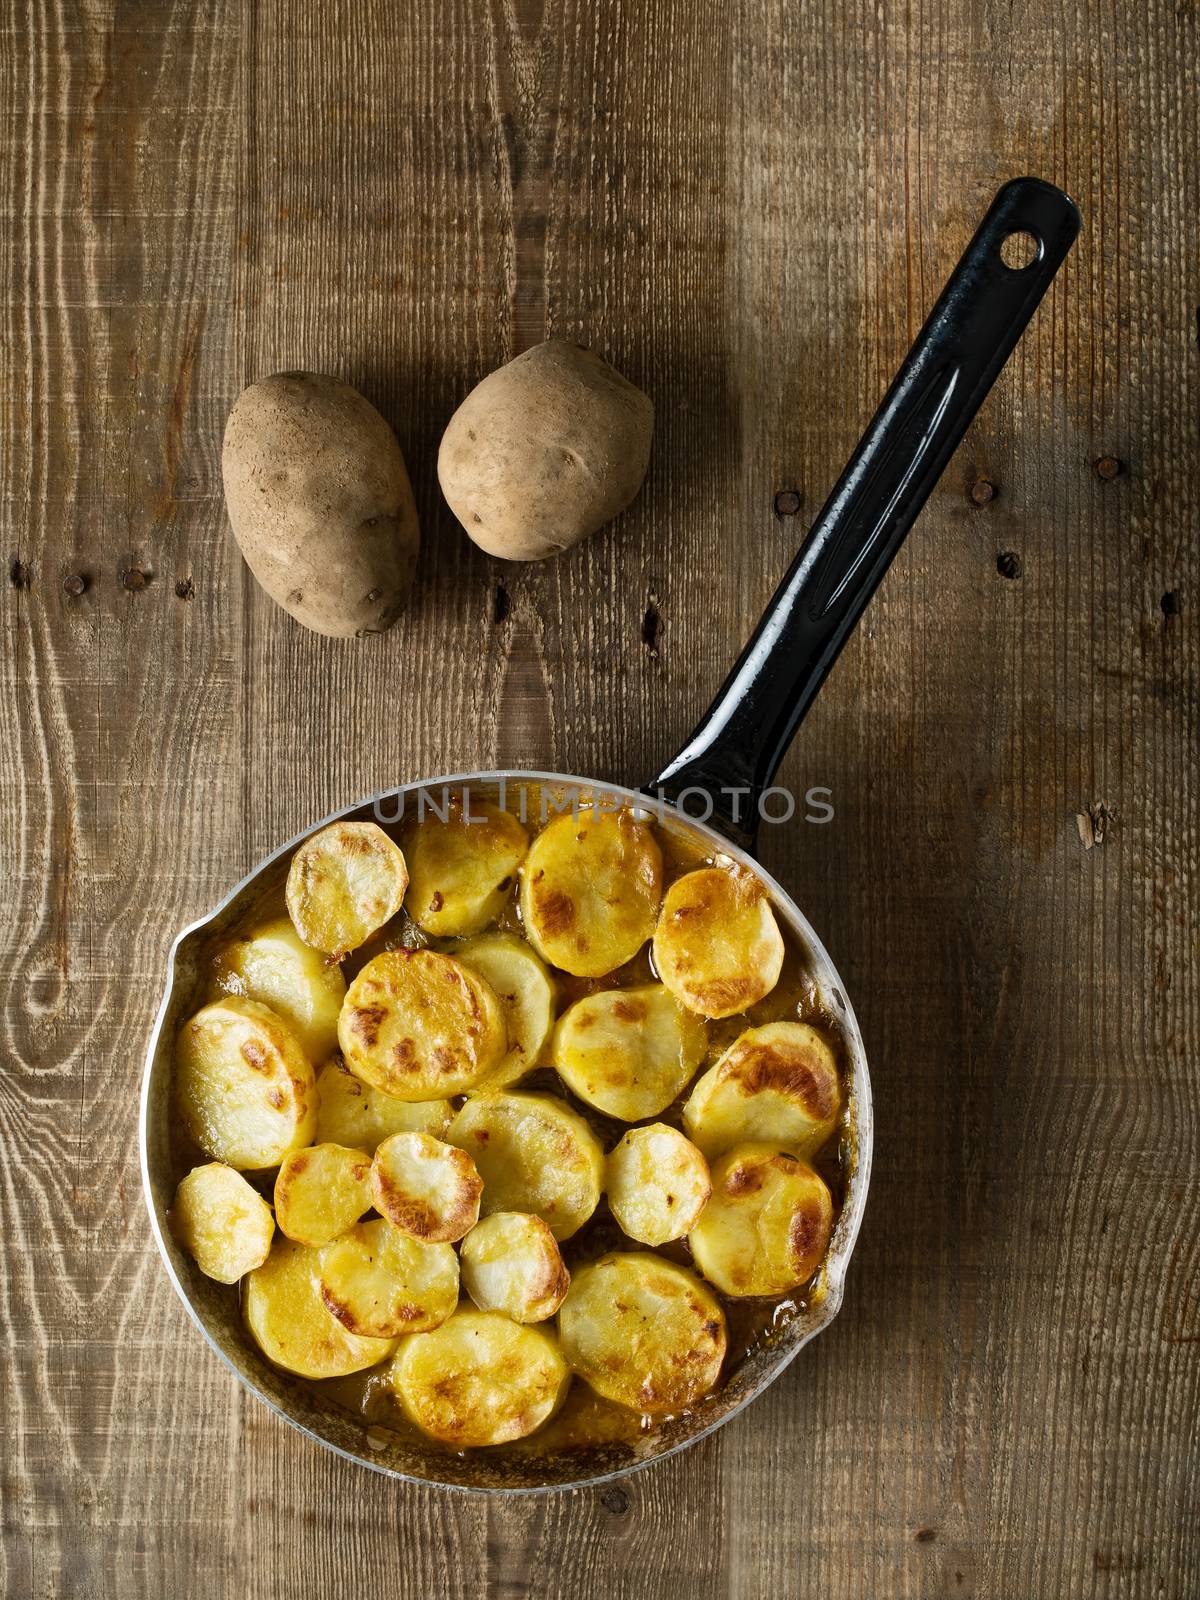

{"left": 447, "top": 1091, "right": 603, "bottom": 1240}
{"left": 389, "top": 1308, "right": 568, "bottom": 1447}
{"left": 683, "top": 1021, "right": 842, "bottom": 1160}
{"left": 286, "top": 820, "right": 408, "bottom": 956}
{"left": 689, "top": 1143, "right": 833, "bottom": 1297}
{"left": 244, "top": 1237, "right": 397, "bottom": 1378}
{"left": 170, "top": 1162, "right": 275, "bottom": 1283}
{"left": 209, "top": 915, "right": 345, "bottom": 1063}
{"left": 606, "top": 1125, "right": 711, "bottom": 1246}
{"left": 558, "top": 1252, "right": 726, "bottom": 1414}
{"left": 551, "top": 983, "right": 707, "bottom": 1120}
{"left": 519, "top": 805, "right": 663, "bottom": 977}
{"left": 338, "top": 949, "right": 508, "bottom": 1099}
{"left": 370, "top": 1132, "right": 483, "bottom": 1242}
{"left": 459, "top": 1212, "right": 570, "bottom": 1322}
{"left": 403, "top": 798, "right": 528, "bottom": 935}
{"left": 175, "top": 996, "right": 317, "bottom": 1170}
{"left": 274, "top": 1142, "right": 372, "bottom": 1247}
{"left": 652, "top": 866, "right": 784, "bottom": 1017}
{"left": 455, "top": 932, "right": 555, "bottom": 1090}
{"left": 318, "top": 1219, "right": 459, "bottom": 1338}
{"left": 314, "top": 1057, "right": 453, "bottom": 1150}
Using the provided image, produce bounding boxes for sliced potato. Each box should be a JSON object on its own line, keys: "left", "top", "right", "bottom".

{"left": 455, "top": 932, "right": 555, "bottom": 1090}
{"left": 371, "top": 1132, "right": 483, "bottom": 1243}
{"left": 389, "top": 1308, "right": 568, "bottom": 1447}
{"left": 170, "top": 1162, "right": 275, "bottom": 1283}
{"left": 459, "top": 1212, "right": 570, "bottom": 1322}
{"left": 244, "top": 1237, "right": 397, "bottom": 1378}
{"left": 683, "top": 1021, "right": 842, "bottom": 1160}
{"left": 314, "top": 1057, "right": 453, "bottom": 1150}
{"left": 551, "top": 983, "right": 707, "bottom": 1120}
{"left": 175, "top": 996, "right": 317, "bottom": 1170}
{"left": 318, "top": 1219, "right": 459, "bottom": 1337}
{"left": 338, "top": 949, "right": 508, "bottom": 1099}
{"left": 558, "top": 1252, "right": 726, "bottom": 1414}
{"left": 209, "top": 915, "right": 345, "bottom": 1063}
{"left": 606, "top": 1125, "right": 711, "bottom": 1246}
{"left": 653, "top": 865, "right": 784, "bottom": 1017}
{"left": 519, "top": 805, "right": 663, "bottom": 977}
{"left": 447, "top": 1091, "right": 603, "bottom": 1240}
{"left": 403, "top": 798, "right": 528, "bottom": 935}
{"left": 286, "top": 820, "right": 408, "bottom": 956}
{"left": 689, "top": 1142, "right": 833, "bottom": 1297}
{"left": 274, "top": 1142, "right": 372, "bottom": 1247}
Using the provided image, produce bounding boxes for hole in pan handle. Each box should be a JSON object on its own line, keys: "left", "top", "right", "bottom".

{"left": 648, "top": 176, "right": 1082, "bottom": 845}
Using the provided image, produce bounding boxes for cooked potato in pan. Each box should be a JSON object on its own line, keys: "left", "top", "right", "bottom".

{"left": 244, "top": 1237, "right": 398, "bottom": 1378}
{"left": 448, "top": 1091, "right": 603, "bottom": 1240}
{"left": 689, "top": 1143, "right": 833, "bottom": 1297}
{"left": 171, "top": 1162, "right": 275, "bottom": 1283}
{"left": 314, "top": 1057, "right": 453, "bottom": 1150}
{"left": 558, "top": 1252, "right": 726, "bottom": 1414}
{"left": 519, "top": 805, "right": 662, "bottom": 976}
{"left": 176, "top": 996, "right": 317, "bottom": 1169}
{"left": 286, "top": 820, "right": 408, "bottom": 957}
{"left": 209, "top": 916, "right": 346, "bottom": 1063}
{"left": 370, "top": 1132, "right": 483, "bottom": 1243}
{"left": 404, "top": 799, "right": 528, "bottom": 935}
{"left": 606, "top": 1125, "right": 711, "bottom": 1246}
{"left": 318, "top": 1219, "right": 459, "bottom": 1338}
{"left": 653, "top": 866, "right": 784, "bottom": 1017}
{"left": 683, "top": 1021, "right": 842, "bottom": 1160}
{"left": 551, "top": 983, "right": 707, "bottom": 1120}
{"left": 274, "top": 1142, "right": 372, "bottom": 1247}
{"left": 459, "top": 1212, "right": 570, "bottom": 1322}
{"left": 454, "top": 932, "right": 555, "bottom": 1090}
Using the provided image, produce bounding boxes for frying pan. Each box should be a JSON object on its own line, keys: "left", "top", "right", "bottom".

{"left": 140, "top": 178, "right": 1080, "bottom": 1491}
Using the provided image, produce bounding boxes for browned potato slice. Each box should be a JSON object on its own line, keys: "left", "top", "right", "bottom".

{"left": 557, "top": 1252, "right": 726, "bottom": 1414}
{"left": 519, "top": 806, "right": 662, "bottom": 977}
{"left": 314, "top": 1057, "right": 453, "bottom": 1150}
{"left": 551, "top": 983, "right": 707, "bottom": 1120}
{"left": 208, "top": 916, "right": 345, "bottom": 1063}
{"left": 286, "top": 820, "right": 408, "bottom": 956}
{"left": 244, "top": 1237, "right": 397, "bottom": 1378}
{"left": 606, "top": 1125, "right": 711, "bottom": 1246}
{"left": 370, "top": 1132, "right": 483, "bottom": 1243}
{"left": 683, "top": 1021, "right": 842, "bottom": 1160}
{"left": 170, "top": 1162, "right": 275, "bottom": 1283}
{"left": 455, "top": 932, "right": 555, "bottom": 1090}
{"left": 175, "top": 997, "right": 317, "bottom": 1170}
{"left": 274, "top": 1142, "right": 372, "bottom": 1247}
{"left": 389, "top": 1308, "right": 568, "bottom": 1446}
{"left": 447, "top": 1091, "right": 603, "bottom": 1240}
{"left": 689, "top": 1143, "right": 833, "bottom": 1297}
{"left": 403, "top": 798, "right": 528, "bottom": 935}
{"left": 338, "top": 949, "right": 508, "bottom": 1099}
{"left": 318, "top": 1219, "right": 459, "bottom": 1337}
{"left": 459, "top": 1212, "right": 570, "bottom": 1322}
{"left": 652, "top": 866, "right": 784, "bottom": 1017}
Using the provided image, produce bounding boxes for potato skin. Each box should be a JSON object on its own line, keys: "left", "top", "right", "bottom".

{"left": 438, "top": 341, "right": 653, "bottom": 561}
{"left": 222, "top": 371, "right": 419, "bottom": 638}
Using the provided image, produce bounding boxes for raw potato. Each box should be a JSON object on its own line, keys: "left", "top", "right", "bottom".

{"left": 683, "top": 1021, "right": 842, "bottom": 1160}
{"left": 222, "top": 370, "right": 419, "bottom": 638}
{"left": 318, "top": 1219, "right": 459, "bottom": 1338}
{"left": 689, "top": 1143, "right": 834, "bottom": 1297}
{"left": 557, "top": 1252, "right": 726, "bottom": 1414}
{"left": 338, "top": 949, "right": 508, "bottom": 1099}
{"left": 519, "top": 805, "right": 663, "bottom": 977}
{"left": 447, "top": 1091, "right": 603, "bottom": 1240}
{"left": 286, "top": 820, "right": 408, "bottom": 957}
{"left": 274, "top": 1142, "right": 372, "bottom": 1247}
{"left": 170, "top": 1162, "right": 275, "bottom": 1283}
{"left": 551, "top": 983, "right": 707, "bottom": 1120}
{"left": 653, "top": 865, "right": 784, "bottom": 1017}
{"left": 459, "top": 1212, "right": 570, "bottom": 1323}
{"left": 370, "top": 1132, "right": 483, "bottom": 1243}
{"left": 455, "top": 932, "right": 555, "bottom": 1090}
{"left": 314, "top": 1057, "right": 453, "bottom": 1150}
{"left": 209, "top": 915, "right": 345, "bottom": 1062}
{"left": 606, "top": 1125, "right": 711, "bottom": 1246}
{"left": 438, "top": 340, "right": 653, "bottom": 562}
{"left": 175, "top": 996, "right": 317, "bottom": 1170}
{"left": 403, "top": 798, "right": 528, "bottom": 935}
{"left": 244, "top": 1237, "right": 398, "bottom": 1378}
{"left": 389, "top": 1308, "right": 569, "bottom": 1446}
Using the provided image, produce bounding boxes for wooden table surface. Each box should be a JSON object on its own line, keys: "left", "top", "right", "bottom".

{"left": 3, "top": 2, "right": 1197, "bottom": 1596}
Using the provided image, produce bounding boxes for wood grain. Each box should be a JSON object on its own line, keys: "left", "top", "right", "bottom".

{"left": 1, "top": 0, "right": 1196, "bottom": 1596}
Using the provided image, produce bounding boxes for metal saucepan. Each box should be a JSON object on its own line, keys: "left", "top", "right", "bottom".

{"left": 140, "top": 179, "right": 1080, "bottom": 1492}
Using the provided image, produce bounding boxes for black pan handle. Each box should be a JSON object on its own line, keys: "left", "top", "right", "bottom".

{"left": 648, "top": 177, "right": 1081, "bottom": 843}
